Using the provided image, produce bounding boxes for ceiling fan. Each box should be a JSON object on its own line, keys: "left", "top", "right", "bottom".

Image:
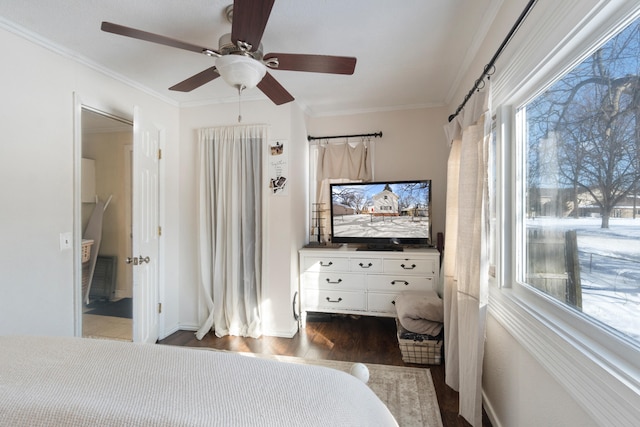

{"left": 101, "top": 0, "right": 357, "bottom": 106}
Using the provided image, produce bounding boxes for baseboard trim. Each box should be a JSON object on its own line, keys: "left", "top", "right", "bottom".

{"left": 482, "top": 390, "right": 501, "bottom": 427}
{"left": 261, "top": 323, "right": 299, "bottom": 338}
{"left": 172, "top": 322, "right": 299, "bottom": 339}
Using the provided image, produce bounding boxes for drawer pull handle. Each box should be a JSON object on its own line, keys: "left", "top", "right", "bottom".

{"left": 391, "top": 280, "right": 409, "bottom": 286}
{"left": 391, "top": 300, "right": 396, "bottom": 305}
{"left": 359, "top": 262, "right": 373, "bottom": 268}
{"left": 326, "top": 297, "right": 343, "bottom": 303}
{"left": 400, "top": 263, "right": 416, "bottom": 270}
{"left": 325, "top": 278, "right": 343, "bottom": 284}
{"left": 319, "top": 261, "right": 333, "bottom": 267}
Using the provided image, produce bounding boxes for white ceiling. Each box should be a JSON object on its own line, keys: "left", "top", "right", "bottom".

{"left": 0, "top": 0, "right": 499, "bottom": 116}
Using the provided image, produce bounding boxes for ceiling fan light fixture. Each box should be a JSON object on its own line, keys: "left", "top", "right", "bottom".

{"left": 215, "top": 54, "right": 266, "bottom": 90}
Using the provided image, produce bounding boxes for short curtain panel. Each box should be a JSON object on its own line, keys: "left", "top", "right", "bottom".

{"left": 313, "top": 141, "right": 372, "bottom": 242}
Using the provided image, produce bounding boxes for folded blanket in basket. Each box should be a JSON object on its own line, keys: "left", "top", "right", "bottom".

{"left": 395, "top": 290, "right": 444, "bottom": 336}
{"left": 396, "top": 319, "right": 443, "bottom": 342}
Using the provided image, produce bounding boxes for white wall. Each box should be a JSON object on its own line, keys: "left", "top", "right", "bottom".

{"left": 306, "top": 107, "right": 450, "bottom": 241}
{"left": 483, "top": 314, "right": 597, "bottom": 427}
{"left": 0, "top": 26, "right": 181, "bottom": 337}
{"left": 174, "top": 103, "right": 448, "bottom": 337}
{"left": 288, "top": 105, "right": 309, "bottom": 327}
{"left": 176, "top": 99, "right": 307, "bottom": 337}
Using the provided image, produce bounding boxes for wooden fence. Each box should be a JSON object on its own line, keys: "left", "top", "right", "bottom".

{"left": 527, "top": 229, "right": 582, "bottom": 309}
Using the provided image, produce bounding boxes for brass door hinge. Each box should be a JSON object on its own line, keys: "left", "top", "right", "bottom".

{"left": 158, "top": 302, "right": 162, "bottom": 314}
{"left": 158, "top": 149, "right": 162, "bottom": 160}
{"left": 158, "top": 226, "right": 162, "bottom": 236}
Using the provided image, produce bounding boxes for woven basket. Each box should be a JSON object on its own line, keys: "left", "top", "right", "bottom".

{"left": 81, "top": 240, "right": 94, "bottom": 263}
{"left": 398, "top": 336, "right": 442, "bottom": 365}
{"left": 396, "top": 320, "right": 443, "bottom": 365}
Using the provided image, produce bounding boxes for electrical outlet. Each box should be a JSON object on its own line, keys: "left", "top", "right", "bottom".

{"left": 59, "top": 232, "right": 72, "bottom": 250}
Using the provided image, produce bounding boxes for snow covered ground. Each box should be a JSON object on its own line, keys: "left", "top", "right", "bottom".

{"left": 526, "top": 217, "right": 640, "bottom": 340}
{"left": 332, "top": 214, "right": 430, "bottom": 239}
{"left": 332, "top": 214, "right": 639, "bottom": 341}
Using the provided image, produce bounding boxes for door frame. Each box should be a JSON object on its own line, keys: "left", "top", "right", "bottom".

{"left": 72, "top": 93, "right": 164, "bottom": 339}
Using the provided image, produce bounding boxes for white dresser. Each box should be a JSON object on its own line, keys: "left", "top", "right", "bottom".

{"left": 298, "top": 246, "right": 440, "bottom": 325}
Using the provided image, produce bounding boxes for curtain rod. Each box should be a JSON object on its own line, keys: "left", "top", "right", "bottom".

{"left": 307, "top": 131, "right": 382, "bottom": 141}
{"left": 448, "top": 0, "right": 538, "bottom": 122}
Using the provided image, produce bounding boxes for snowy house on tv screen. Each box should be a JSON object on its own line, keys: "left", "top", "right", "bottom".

{"left": 332, "top": 203, "right": 355, "bottom": 216}
{"left": 372, "top": 184, "right": 399, "bottom": 216}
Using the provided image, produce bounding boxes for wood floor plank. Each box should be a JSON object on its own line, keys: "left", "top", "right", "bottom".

{"left": 157, "top": 314, "right": 491, "bottom": 427}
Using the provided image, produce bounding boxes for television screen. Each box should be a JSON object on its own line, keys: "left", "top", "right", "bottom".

{"left": 329, "top": 180, "right": 432, "bottom": 249}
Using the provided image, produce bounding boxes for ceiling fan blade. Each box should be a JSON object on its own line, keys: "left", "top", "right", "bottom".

{"left": 169, "top": 67, "right": 220, "bottom": 92}
{"left": 101, "top": 22, "right": 219, "bottom": 55}
{"left": 257, "top": 72, "right": 295, "bottom": 105}
{"left": 231, "top": 0, "right": 275, "bottom": 52}
{"left": 264, "top": 53, "right": 356, "bottom": 74}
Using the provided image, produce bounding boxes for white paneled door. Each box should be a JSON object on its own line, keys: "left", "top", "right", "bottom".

{"left": 131, "top": 107, "right": 160, "bottom": 343}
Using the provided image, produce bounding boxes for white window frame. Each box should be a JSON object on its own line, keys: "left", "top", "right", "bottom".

{"left": 489, "top": 1, "right": 640, "bottom": 424}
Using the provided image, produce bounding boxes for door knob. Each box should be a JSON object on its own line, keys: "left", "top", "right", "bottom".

{"left": 125, "top": 256, "right": 138, "bottom": 265}
{"left": 139, "top": 255, "right": 150, "bottom": 264}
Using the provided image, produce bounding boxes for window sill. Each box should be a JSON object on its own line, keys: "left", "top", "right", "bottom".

{"left": 488, "top": 283, "right": 640, "bottom": 425}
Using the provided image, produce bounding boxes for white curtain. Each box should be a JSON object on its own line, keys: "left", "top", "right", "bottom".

{"left": 442, "top": 92, "right": 490, "bottom": 426}
{"left": 314, "top": 141, "right": 372, "bottom": 242}
{"left": 195, "top": 125, "right": 266, "bottom": 339}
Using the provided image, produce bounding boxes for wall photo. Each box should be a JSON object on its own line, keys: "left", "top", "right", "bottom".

{"left": 268, "top": 140, "right": 288, "bottom": 196}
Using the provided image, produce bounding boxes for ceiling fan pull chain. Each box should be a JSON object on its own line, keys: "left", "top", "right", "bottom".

{"left": 237, "top": 85, "right": 243, "bottom": 123}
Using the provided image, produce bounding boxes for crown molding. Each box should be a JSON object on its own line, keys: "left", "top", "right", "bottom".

{"left": 0, "top": 16, "right": 179, "bottom": 108}
{"left": 307, "top": 101, "right": 446, "bottom": 118}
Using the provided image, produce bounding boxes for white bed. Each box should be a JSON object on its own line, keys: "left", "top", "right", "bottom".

{"left": 0, "top": 336, "right": 397, "bottom": 426}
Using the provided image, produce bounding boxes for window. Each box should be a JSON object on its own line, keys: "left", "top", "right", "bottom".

{"left": 517, "top": 16, "right": 640, "bottom": 343}
{"left": 308, "top": 141, "right": 374, "bottom": 243}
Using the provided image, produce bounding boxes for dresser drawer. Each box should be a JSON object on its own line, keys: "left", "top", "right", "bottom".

{"left": 302, "top": 272, "right": 364, "bottom": 291}
{"left": 349, "top": 258, "right": 383, "bottom": 273}
{"left": 367, "top": 275, "right": 435, "bottom": 291}
{"left": 383, "top": 258, "right": 437, "bottom": 276}
{"left": 303, "top": 256, "right": 349, "bottom": 272}
{"left": 367, "top": 292, "right": 398, "bottom": 314}
{"left": 303, "top": 290, "right": 366, "bottom": 311}
{"left": 299, "top": 247, "right": 440, "bottom": 323}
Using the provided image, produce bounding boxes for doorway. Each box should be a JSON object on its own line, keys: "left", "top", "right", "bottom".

{"left": 80, "top": 108, "right": 133, "bottom": 341}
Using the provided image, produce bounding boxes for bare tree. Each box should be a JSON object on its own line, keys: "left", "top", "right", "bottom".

{"left": 333, "top": 187, "right": 369, "bottom": 213}
{"left": 526, "top": 22, "right": 640, "bottom": 228}
{"left": 395, "top": 182, "right": 430, "bottom": 213}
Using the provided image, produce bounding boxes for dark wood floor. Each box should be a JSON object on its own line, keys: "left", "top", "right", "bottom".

{"left": 158, "top": 314, "right": 491, "bottom": 427}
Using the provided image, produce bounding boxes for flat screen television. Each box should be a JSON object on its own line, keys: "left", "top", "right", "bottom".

{"left": 329, "top": 180, "right": 432, "bottom": 250}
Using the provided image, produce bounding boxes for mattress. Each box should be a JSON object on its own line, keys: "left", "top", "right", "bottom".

{"left": 0, "top": 335, "right": 397, "bottom": 426}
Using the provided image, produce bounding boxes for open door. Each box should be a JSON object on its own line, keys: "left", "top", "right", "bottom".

{"left": 130, "top": 106, "right": 160, "bottom": 343}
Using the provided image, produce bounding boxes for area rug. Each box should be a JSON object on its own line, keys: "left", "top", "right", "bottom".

{"left": 85, "top": 298, "right": 132, "bottom": 319}
{"left": 233, "top": 352, "right": 443, "bottom": 427}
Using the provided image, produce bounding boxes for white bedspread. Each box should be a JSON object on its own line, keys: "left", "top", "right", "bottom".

{"left": 0, "top": 336, "right": 397, "bottom": 426}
